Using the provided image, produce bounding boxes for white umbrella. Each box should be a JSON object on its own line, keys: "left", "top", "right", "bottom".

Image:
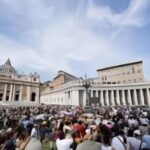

{"left": 22, "top": 120, "right": 32, "bottom": 128}
{"left": 35, "top": 114, "right": 46, "bottom": 120}
{"left": 64, "top": 111, "right": 73, "bottom": 116}
{"left": 139, "top": 117, "right": 149, "bottom": 125}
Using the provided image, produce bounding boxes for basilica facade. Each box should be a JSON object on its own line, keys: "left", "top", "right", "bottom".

{"left": 0, "top": 59, "right": 40, "bottom": 106}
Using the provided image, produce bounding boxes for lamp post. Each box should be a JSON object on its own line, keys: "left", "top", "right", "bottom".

{"left": 82, "top": 75, "right": 92, "bottom": 106}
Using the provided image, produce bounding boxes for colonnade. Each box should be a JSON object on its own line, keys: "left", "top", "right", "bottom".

{"left": 1, "top": 84, "right": 23, "bottom": 101}
{"left": 90, "top": 88, "right": 150, "bottom": 106}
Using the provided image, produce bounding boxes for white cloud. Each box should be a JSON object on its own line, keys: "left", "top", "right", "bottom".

{"left": 0, "top": 0, "right": 149, "bottom": 80}
{"left": 86, "top": 0, "right": 150, "bottom": 27}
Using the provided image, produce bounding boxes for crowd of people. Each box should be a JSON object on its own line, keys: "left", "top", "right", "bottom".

{"left": 0, "top": 104, "right": 150, "bottom": 150}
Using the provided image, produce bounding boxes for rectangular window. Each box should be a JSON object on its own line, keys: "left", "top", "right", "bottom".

{"left": 0, "top": 93, "right": 3, "bottom": 101}
{"left": 132, "top": 68, "right": 135, "bottom": 73}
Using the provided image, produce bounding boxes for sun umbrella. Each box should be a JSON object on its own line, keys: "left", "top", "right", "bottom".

{"left": 35, "top": 114, "right": 46, "bottom": 120}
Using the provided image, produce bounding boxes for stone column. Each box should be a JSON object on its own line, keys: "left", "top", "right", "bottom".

{"left": 91, "top": 90, "right": 93, "bottom": 97}
{"left": 96, "top": 90, "right": 98, "bottom": 97}
{"left": 72, "top": 90, "right": 79, "bottom": 106}
{"left": 83, "top": 90, "right": 86, "bottom": 106}
{"left": 12, "top": 85, "right": 16, "bottom": 101}
{"left": 66, "top": 91, "right": 69, "bottom": 105}
{"left": 19, "top": 85, "right": 23, "bottom": 102}
{"left": 100, "top": 90, "right": 104, "bottom": 106}
{"left": 105, "top": 90, "right": 109, "bottom": 106}
{"left": 111, "top": 90, "right": 115, "bottom": 106}
{"left": 133, "top": 89, "right": 138, "bottom": 106}
{"left": 116, "top": 90, "right": 120, "bottom": 105}
{"left": 3, "top": 84, "right": 7, "bottom": 101}
{"left": 128, "top": 89, "right": 132, "bottom": 105}
{"left": 140, "top": 89, "right": 144, "bottom": 105}
{"left": 9, "top": 84, "right": 13, "bottom": 101}
{"left": 27, "top": 86, "right": 31, "bottom": 101}
{"left": 67, "top": 90, "right": 71, "bottom": 105}
{"left": 146, "top": 88, "right": 150, "bottom": 106}
{"left": 87, "top": 89, "right": 91, "bottom": 106}
{"left": 122, "top": 90, "right": 126, "bottom": 105}
{"left": 65, "top": 92, "right": 68, "bottom": 105}
{"left": 70, "top": 90, "right": 73, "bottom": 105}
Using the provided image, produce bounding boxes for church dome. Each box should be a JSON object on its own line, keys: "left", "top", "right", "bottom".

{"left": 0, "top": 58, "right": 16, "bottom": 74}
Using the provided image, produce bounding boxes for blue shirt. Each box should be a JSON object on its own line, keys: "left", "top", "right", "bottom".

{"left": 142, "top": 135, "right": 150, "bottom": 148}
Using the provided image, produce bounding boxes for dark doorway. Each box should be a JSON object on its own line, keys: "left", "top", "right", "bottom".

{"left": 6, "top": 96, "right": 9, "bottom": 101}
{"left": 31, "top": 92, "right": 36, "bottom": 101}
{"left": 89, "top": 97, "right": 100, "bottom": 106}
{"left": 0, "top": 93, "right": 3, "bottom": 101}
{"left": 15, "top": 95, "right": 19, "bottom": 101}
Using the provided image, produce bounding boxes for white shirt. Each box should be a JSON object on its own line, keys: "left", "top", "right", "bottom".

{"left": 128, "top": 119, "right": 135, "bottom": 127}
{"left": 56, "top": 138, "right": 73, "bottom": 150}
{"left": 102, "top": 145, "right": 112, "bottom": 150}
{"left": 63, "top": 125, "right": 72, "bottom": 133}
{"left": 31, "top": 127, "right": 37, "bottom": 138}
{"left": 111, "top": 136, "right": 127, "bottom": 150}
{"left": 127, "top": 137, "right": 147, "bottom": 150}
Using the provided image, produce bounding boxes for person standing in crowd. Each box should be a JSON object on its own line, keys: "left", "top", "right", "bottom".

{"left": 70, "top": 132, "right": 82, "bottom": 150}
{"left": 127, "top": 129, "right": 147, "bottom": 150}
{"left": 0, "top": 105, "right": 150, "bottom": 150}
{"left": 56, "top": 132, "right": 73, "bottom": 150}
{"left": 76, "top": 140, "right": 102, "bottom": 150}
{"left": 42, "top": 133, "right": 51, "bottom": 150}
{"left": 111, "top": 129, "right": 130, "bottom": 150}
{"left": 30, "top": 124, "right": 38, "bottom": 138}
{"left": 39, "top": 121, "right": 50, "bottom": 142}
{"left": 101, "top": 133, "right": 115, "bottom": 150}
{"left": 142, "top": 135, "right": 150, "bottom": 149}
{"left": 15, "top": 128, "right": 31, "bottom": 150}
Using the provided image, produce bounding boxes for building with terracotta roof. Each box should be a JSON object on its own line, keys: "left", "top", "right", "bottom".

{"left": 97, "top": 61, "right": 143, "bottom": 84}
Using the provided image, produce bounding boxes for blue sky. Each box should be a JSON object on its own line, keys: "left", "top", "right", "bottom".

{"left": 0, "top": 0, "right": 150, "bottom": 81}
